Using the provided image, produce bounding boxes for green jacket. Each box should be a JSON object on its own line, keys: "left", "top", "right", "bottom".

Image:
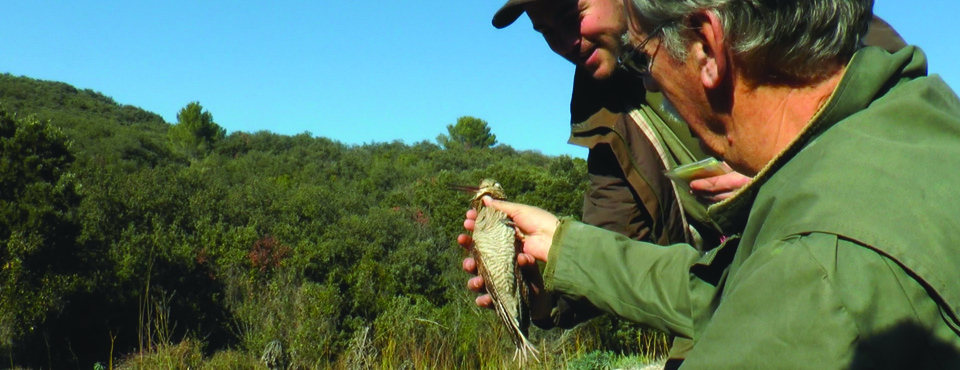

{"left": 545, "top": 46, "right": 960, "bottom": 368}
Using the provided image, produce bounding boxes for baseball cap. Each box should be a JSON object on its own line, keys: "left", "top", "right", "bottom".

{"left": 492, "top": 0, "right": 537, "bottom": 29}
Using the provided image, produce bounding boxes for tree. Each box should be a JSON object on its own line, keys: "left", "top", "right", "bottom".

{"left": 436, "top": 116, "right": 497, "bottom": 149}
{"left": 0, "top": 109, "right": 82, "bottom": 352}
{"left": 168, "top": 101, "right": 225, "bottom": 155}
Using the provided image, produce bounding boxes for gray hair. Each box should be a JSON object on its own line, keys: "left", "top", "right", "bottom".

{"left": 630, "top": 0, "right": 873, "bottom": 83}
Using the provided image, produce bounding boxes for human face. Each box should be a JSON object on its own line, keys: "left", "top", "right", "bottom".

{"left": 524, "top": 0, "right": 626, "bottom": 80}
{"left": 635, "top": 27, "right": 729, "bottom": 161}
{"left": 618, "top": 4, "right": 724, "bottom": 158}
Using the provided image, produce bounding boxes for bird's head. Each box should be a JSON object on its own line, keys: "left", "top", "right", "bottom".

{"left": 449, "top": 178, "right": 507, "bottom": 210}
{"left": 474, "top": 178, "right": 506, "bottom": 201}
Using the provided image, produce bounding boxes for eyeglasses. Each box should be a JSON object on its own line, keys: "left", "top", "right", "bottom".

{"left": 617, "top": 24, "right": 665, "bottom": 76}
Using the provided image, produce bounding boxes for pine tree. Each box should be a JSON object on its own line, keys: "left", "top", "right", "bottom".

{"left": 168, "top": 101, "right": 226, "bottom": 155}
{"left": 436, "top": 116, "right": 497, "bottom": 149}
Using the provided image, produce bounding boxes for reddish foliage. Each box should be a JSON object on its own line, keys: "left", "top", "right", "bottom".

{"left": 196, "top": 248, "right": 210, "bottom": 265}
{"left": 414, "top": 208, "right": 429, "bottom": 225}
{"left": 248, "top": 235, "right": 292, "bottom": 273}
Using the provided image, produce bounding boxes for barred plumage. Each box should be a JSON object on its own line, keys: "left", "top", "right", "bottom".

{"left": 460, "top": 179, "right": 538, "bottom": 363}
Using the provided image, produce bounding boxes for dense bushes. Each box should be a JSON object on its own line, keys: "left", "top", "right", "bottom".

{"left": 0, "top": 109, "right": 87, "bottom": 353}
{"left": 0, "top": 75, "right": 667, "bottom": 369}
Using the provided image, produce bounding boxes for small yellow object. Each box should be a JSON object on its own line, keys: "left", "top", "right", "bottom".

{"left": 664, "top": 158, "right": 730, "bottom": 184}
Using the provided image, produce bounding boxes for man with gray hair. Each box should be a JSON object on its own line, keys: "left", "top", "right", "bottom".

{"left": 463, "top": 0, "right": 960, "bottom": 367}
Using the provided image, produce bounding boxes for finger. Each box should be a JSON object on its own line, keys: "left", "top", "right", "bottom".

{"left": 466, "top": 209, "right": 477, "bottom": 220}
{"left": 688, "top": 177, "right": 725, "bottom": 194}
{"left": 484, "top": 197, "right": 532, "bottom": 231}
{"left": 517, "top": 253, "right": 545, "bottom": 291}
{"left": 462, "top": 257, "right": 477, "bottom": 274}
{"left": 463, "top": 218, "right": 475, "bottom": 232}
{"left": 475, "top": 294, "right": 494, "bottom": 309}
{"left": 458, "top": 234, "right": 473, "bottom": 249}
{"left": 694, "top": 191, "right": 732, "bottom": 204}
{"left": 517, "top": 253, "right": 538, "bottom": 267}
{"left": 691, "top": 186, "right": 737, "bottom": 203}
{"left": 707, "top": 192, "right": 736, "bottom": 202}
{"left": 482, "top": 196, "right": 527, "bottom": 219}
{"left": 468, "top": 276, "right": 486, "bottom": 293}
{"left": 694, "top": 188, "right": 739, "bottom": 204}
{"left": 690, "top": 172, "right": 751, "bottom": 194}
{"left": 483, "top": 197, "right": 556, "bottom": 228}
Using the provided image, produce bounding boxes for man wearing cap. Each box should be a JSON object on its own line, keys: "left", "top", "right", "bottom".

{"left": 462, "top": 0, "right": 960, "bottom": 367}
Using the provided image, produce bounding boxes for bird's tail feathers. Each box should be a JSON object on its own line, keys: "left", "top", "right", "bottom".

{"left": 493, "top": 300, "right": 538, "bottom": 364}
{"left": 512, "top": 334, "right": 540, "bottom": 364}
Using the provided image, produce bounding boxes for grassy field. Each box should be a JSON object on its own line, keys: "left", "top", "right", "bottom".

{"left": 97, "top": 269, "right": 670, "bottom": 370}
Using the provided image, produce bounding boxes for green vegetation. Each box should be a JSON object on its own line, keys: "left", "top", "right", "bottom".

{"left": 168, "top": 101, "right": 225, "bottom": 158}
{"left": 436, "top": 116, "right": 497, "bottom": 150}
{"left": 0, "top": 73, "right": 667, "bottom": 369}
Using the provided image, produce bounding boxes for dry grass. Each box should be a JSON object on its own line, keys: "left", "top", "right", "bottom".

{"left": 112, "top": 314, "right": 668, "bottom": 370}
{"left": 110, "top": 268, "right": 669, "bottom": 370}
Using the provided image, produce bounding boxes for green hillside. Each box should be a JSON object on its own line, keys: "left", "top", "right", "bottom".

{"left": 0, "top": 74, "right": 666, "bottom": 369}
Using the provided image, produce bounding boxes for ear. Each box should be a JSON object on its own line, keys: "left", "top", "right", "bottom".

{"left": 688, "top": 11, "right": 727, "bottom": 90}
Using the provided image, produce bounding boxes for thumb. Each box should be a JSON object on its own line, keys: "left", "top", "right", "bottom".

{"left": 482, "top": 196, "right": 522, "bottom": 218}
{"left": 482, "top": 196, "right": 559, "bottom": 233}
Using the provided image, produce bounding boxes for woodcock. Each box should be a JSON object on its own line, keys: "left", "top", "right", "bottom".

{"left": 452, "top": 178, "right": 538, "bottom": 363}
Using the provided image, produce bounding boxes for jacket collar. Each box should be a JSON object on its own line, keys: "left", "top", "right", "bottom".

{"left": 707, "top": 46, "right": 928, "bottom": 234}
{"left": 569, "top": 68, "right": 646, "bottom": 132}
{"left": 568, "top": 68, "right": 703, "bottom": 155}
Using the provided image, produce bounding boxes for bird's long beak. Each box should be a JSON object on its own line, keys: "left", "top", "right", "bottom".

{"left": 447, "top": 184, "right": 479, "bottom": 194}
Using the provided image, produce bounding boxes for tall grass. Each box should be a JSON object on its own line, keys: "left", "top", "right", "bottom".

{"left": 113, "top": 265, "right": 670, "bottom": 369}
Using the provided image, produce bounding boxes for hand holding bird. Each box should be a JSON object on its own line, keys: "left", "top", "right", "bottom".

{"left": 452, "top": 179, "right": 557, "bottom": 362}
{"left": 458, "top": 192, "right": 560, "bottom": 346}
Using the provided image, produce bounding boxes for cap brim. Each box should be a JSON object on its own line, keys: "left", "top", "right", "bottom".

{"left": 492, "top": 0, "right": 536, "bottom": 29}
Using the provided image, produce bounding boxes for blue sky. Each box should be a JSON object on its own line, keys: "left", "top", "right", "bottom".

{"left": 3, "top": 1, "right": 957, "bottom": 158}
